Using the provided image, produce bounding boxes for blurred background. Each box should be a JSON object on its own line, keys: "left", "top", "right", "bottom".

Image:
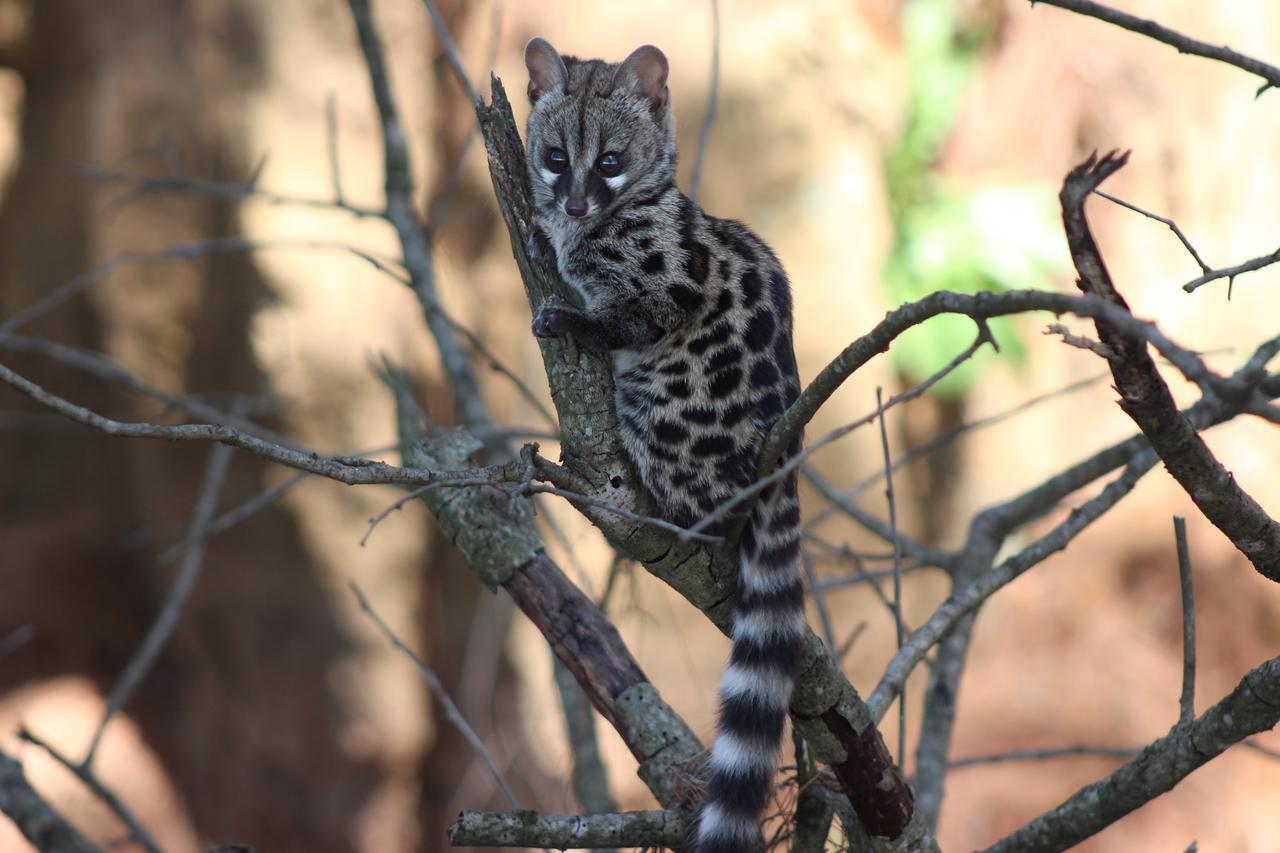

{"left": 1, "top": 0, "right": 1278, "bottom": 850}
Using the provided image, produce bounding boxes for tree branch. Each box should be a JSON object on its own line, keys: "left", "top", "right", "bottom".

{"left": 0, "top": 753, "right": 100, "bottom": 853}
{"left": 1061, "top": 151, "right": 1280, "bottom": 582}
{"left": 346, "top": 0, "right": 492, "bottom": 431}
{"left": 448, "top": 809, "right": 688, "bottom": 849}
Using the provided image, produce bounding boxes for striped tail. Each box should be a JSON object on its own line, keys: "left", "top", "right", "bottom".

{"left": 697, "top": 475, "right": 805, "bottom": 853}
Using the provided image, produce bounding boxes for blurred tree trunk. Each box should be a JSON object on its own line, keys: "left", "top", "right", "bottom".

{"left": 0, "top": 2, "right": 378, "bottom": 850}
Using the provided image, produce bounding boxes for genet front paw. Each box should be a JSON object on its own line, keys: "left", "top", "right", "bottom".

{"left": 526, "top": 227, "right": 556, "bottom": 266}
{"left": 532, "top": 304, "right": 580, "bottom": 339}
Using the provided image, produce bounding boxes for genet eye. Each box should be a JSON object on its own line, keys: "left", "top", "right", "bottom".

{"left": 596, "top": 152, "right": 623, "bottom": 177}
{"left": 545, "top": 147, "right": 569, "bottom": 173}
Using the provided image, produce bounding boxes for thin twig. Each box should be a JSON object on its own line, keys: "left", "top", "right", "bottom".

{"left": 351, "top": 582, "right": 519, "bottom": 809}
{"left": 1173, "top": 517, "right": 1196, "bottom": 724}
{"left": 529, "top": 484, "right": 722, "bottom": 543}
{"left": 347, "top": 0, "right": 492, "bottom": 432}
{"left": 19, "top": 728, "right": 161, "bottom": 853}
{"left": 1182, "top": 244, "right": 1280, "bottom": 294}
{"left": 801, "top": 550, "right": 839, "bottom": 655}
{"left": 877, "top": 386, "right": 907, "bottom": 773}
{"left": 0, "top": 358, "right": 528, "bottom": 487}
{"left": 417, "top": 0, "right": 481, "bottom": 107}
{"left": 325, "top": 92, "right": 345, "bottom": 205}
{"left": 689, "top": 0, "right": 720, "bottom": 204}
{"left": 1094, "top": 189, "right": 1211, "bottom": 274}
{"left": 84, "top": 437, "right": 236, "bottom": 767}
{"left": 947, "top": 745, "right": 1135, "bottom": 769}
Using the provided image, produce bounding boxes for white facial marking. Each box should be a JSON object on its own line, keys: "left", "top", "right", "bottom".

{"left": 604, "top": 173, "right": 628, "bottom": 191}
{"left": 539, "top": 168, "right": 559, "bottom": 187}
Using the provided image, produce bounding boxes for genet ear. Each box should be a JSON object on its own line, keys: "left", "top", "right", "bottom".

{"left": 525, "top": 37, "right": 568, "bottom": 105}
{"left": 613, "top": 44, "right": 669, "bottom": 113}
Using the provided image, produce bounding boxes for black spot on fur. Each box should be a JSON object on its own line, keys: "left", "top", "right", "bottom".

{"left": 658, "top": 360, "right": 688, "bottom": 376}
{"left": 628, "top": 276, "right": 645, "bottom": 290}
{"left": 641, "top": 252, "right": 666, "bottom": 274}
{"left": 691, "top": 434, "right": 735, "bottom": 458}
{"left": 684, "top": 240, "right": 711, "bottom": 284}
{"left": 721, "top": 401, "right": 752, "bottom": 428}
{"left": 666, "top": 378, "right": 692, "bottom": 399}
{"left": 740, "top": 268, "right": 763, "bottom": 308}
{"left": 757, "top": 391, "right": 784, "bottom": 422}
{"left": 653, "top": 419, "right": 689, "bottom": 445}
{"left": 637, "top": 236, "right": 654, "bottom": 251}
{"left": 599, "top": 246, "right": 625, "bottom": 263}
{"left": 718, "top": 259, "right": 731, "bottom": 280}
{"left": 709, "top": 366, "right": 743, "bottom": 398}
{"left": 745, "top": 310, "right": 776, "bottom": 352}
{"left": 750, "top": 359, "right": 780, "bottom": 389}
{"left": 689, "top": 321, "right": 733, "bottom": 355}
{"left": 708, "top": 345, "right": 743, "bottom": 374}
{"left": 669, "top": 283, "right": 703, "bottom": 311}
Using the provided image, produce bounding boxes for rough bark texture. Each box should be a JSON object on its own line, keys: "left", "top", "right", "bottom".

{"left": 1060, "top": 151, "right": 1280, "bottom": 582}
{"left": 449, "top": 809, "right": 688, "bottom": 849}
{"left": 390, "top": 415, "right": 703, "bottom": 809}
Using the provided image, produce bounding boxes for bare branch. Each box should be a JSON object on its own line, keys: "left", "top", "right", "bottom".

{"left": 947, "top": 746, "right": 1135, "bottom": 769}
{"left": 1061, "top": 151, "right": 1280, "bottom": 582}
{"left": 689, "top": 0, "right": 720, "bottom": 203}
{"left": 448, "top": 809, "right": 688, "bottom": 849}
{"left": 1182, "top": 244, "right": 1280, "bottom": 294}
{"left": 983, "top": 655, "right": 1280, "bottom": 852}
{"left": 876, "top": 386, "right": 907, "bottom": 772}
{"left": 1093, "top": 189, "right": 1211, "bottom": 275}
{"left": 1173, "top": 517, "right": 1197, "bottom": 724}
{"left": 758, "top": 288, "right": 1220, "bottom": 481}
{"left": 0, "top": 358, "right": 528, "bottom": 487}
{"left": 417, "top": 0, "right": 481, "bottom": 107}
{"left": 17, "top": 729, "right": 160, "bottom": 853}
{"left": 1029, "top": 0, "right": 1280, "bottom": 94}
{"left": 553, "top": 657, "right": 618, "bottom": 820}
{"left": 351, "top": 582, "right": 519, "bottom": 810}
{"left": 0, "top": 752, "right": 100, "bottom": 853}
{"left": 346, "top": 0, "right": 492, "bottom": 431}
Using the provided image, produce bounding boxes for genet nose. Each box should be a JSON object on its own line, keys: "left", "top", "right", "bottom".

{"left": 565, "top": 199, "right": 588, "bottom": 218}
